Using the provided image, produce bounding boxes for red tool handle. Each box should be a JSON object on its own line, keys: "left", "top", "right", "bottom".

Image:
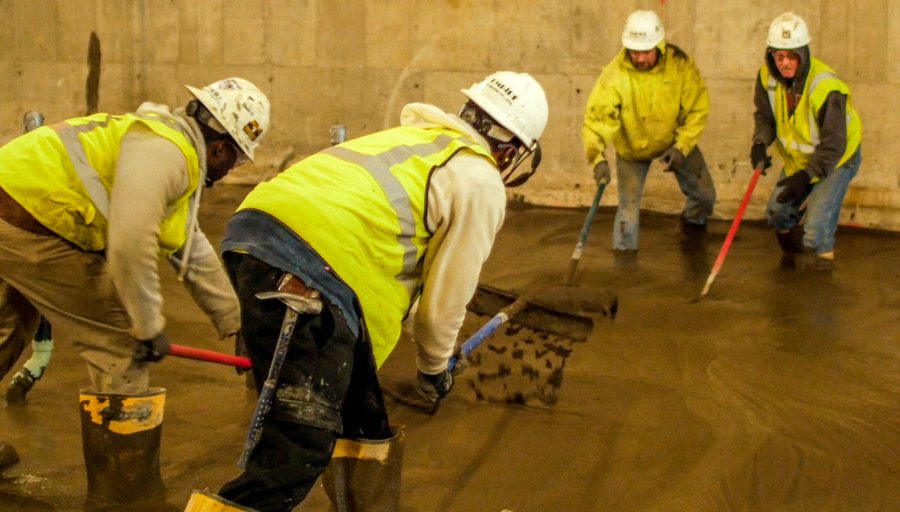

{"left": 711, "top": 167, "right": 762, "bottom": 275}
{"left": 168, "top": 343, "right": 252, "bottom": 370}
{"left": 696, "top": 167, "right": 763, "bottom": 300}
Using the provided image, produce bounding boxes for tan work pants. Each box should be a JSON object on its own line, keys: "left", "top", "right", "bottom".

{"left": 0, "top": 217, "right": 149, "bottom": 394}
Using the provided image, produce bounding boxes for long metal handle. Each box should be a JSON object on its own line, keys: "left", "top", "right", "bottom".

{"left": 696, "top": 167, "right": 763, "bottom": 300}
{"left": 564, "top": 183, "right": 606, "bottom": 286}
{"left": 238, "top": 307, "right": 299, "bottom": 469}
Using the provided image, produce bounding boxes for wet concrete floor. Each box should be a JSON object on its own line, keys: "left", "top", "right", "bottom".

{"left": 1, "top": 184, "right": 899, "bottom": 511}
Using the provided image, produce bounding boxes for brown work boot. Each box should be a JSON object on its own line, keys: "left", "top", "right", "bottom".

{"left": 781, "top": 249, "right": 834, "bottom": 272}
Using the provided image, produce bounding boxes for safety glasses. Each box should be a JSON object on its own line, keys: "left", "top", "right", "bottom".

{"left": 500, "top": 142, "right": 542, "bottom": 188}
{"left": 227, "top": 139, "right": 249, "bottom": 167}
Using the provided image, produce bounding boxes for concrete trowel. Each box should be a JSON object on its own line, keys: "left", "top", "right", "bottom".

{"left": 386, "top": 184, "right": 617, "bottom": 413}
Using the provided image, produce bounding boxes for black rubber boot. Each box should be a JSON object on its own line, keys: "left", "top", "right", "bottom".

{"left": 321, "top": 429, "right": 404, "bottom": 512}
{"left": 679, "top": 216, "right": 707, "bottom": 239}
{"left": 613, "top": 249, "right": 638, "bottom": 269}
{"left": 0, "top": 441, "right": 19, "bottom": 473}
{"left": 5, "top": 367, "right": 37, "bottom": 404}
{"left": 80, "top": 388, "right": 168, "bottom": 511}
{"left": 775, "top": 225, "right": 805, "bottom": 269}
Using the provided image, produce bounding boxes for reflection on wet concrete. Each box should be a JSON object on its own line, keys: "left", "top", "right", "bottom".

{"left": 1, "top": 186, "right": 898, "bottom": 511}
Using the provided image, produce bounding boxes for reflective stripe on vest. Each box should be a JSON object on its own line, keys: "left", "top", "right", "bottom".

{"left": 766, "top": 72, "right": 842, "bottom": 154}
{"left": 761, "top": 59, "right": 861, "bottom": 176}
{"left": 322, "top": 133, "right": 457, "bottom": 293}
{"left": 52, "top": 113, "right": 190, "bottom": 220}
{"left": 52, "top": 117, "right": 114, "bottom": 218}
{"left": 236, "top": 126, "right": 494, "bottom": 368}
{"left": 0, "top": 112, "right": 201, "bottom": 252}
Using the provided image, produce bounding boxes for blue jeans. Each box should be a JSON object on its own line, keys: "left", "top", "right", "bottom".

{"left": 766, "top": 148, "right": 861, "bottom": 256}
{"left": 613, "top": 146, "right": 716, "bottom": 251}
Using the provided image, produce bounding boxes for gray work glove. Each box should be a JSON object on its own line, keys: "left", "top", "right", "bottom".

{"left": 750, "top": 142, "right": 772, "bottom": 174}
{"left": 660, "top": 146, "right": 686, "bottom": 173}
{"left": 592, "top": 161, "right": 611, "bottom": 186}
{"left": 133, "top": 333, "right": 170, "bottom": 363}
{"left": 417, "top": 369, "right": 453, "bottom": 405}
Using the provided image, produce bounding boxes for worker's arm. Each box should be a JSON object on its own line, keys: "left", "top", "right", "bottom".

{"left": 672, "top": 58, "right": 710, "bottom": 156}
{"left": 413, "top": 153, "right": 506, "bottom": 374}
{"left": 168, "top": 229, "right": 240, "bottom": 339}
{"left": 107, "top": 126, "right": 185, "bottom": 340}
{"left": 806, "top": 91, "right": 849, "bottom": 179}
{"left": 582, "top": 67, "right": 622, "bottom": 167}
{"left": 752, "top": 73, "right": 777, "bottom": 146}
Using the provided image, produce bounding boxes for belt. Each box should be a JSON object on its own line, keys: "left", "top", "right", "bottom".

{"left": 0, "top": 187, "right": 56, "bottom": 237}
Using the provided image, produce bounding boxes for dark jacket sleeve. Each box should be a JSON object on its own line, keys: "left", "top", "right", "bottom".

{"left": 806, "top": 91, "right": 848, "bottom": 179}
{"left": 752, "top": 74, "right": 776, "bottom": 146}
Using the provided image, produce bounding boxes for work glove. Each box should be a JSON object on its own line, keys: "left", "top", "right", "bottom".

{"left": 233, "top": 331, "right": 249, "bottom": 375}
{"left": 660, "top": 146, "right": 685, "bottom": 173}
{"left": 776, "top": 170, "right": 813, "bottom": 204}
{"left": 750, "top": 142, "right": 772, "bottom": 174}
{"left": 133, "top": 333, "right": 170, "bottom": 363}
{"left": 592, "top": 161, "right": 611, "bottom": 186}
{"left": 416, "top": 369, "right": 453, "bottom": 405}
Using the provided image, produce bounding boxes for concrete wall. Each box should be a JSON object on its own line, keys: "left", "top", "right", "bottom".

{"left": 1, "top": 0, "right": 898, "bottom": 230}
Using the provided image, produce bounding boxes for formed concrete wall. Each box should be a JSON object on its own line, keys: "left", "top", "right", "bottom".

{"left": 1, "top": 0, "right": 898, "bottom": 230}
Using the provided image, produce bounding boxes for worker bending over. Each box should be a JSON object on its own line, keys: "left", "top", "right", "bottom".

{"left": 185, "top": 71, "right": 549, "bottom": 512}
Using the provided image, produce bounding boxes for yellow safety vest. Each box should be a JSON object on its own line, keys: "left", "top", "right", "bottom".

{"left": 0, "top": 112, "right": 201, "bottom": 253}
{"left": 760, "top": 58, "right": 862, "bottom": 177}
{"left": 238, "top": 126, "right": 494, "bottom": 367}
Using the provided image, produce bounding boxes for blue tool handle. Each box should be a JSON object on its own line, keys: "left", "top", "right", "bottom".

{"left": 571, "top": 183, "right": 605, "bottom": 261}
{"left": 448, "top": 312, "right": 509, "bottom": 373}
{"left": 565, "top": 183, "right": 605, "bottom": 285}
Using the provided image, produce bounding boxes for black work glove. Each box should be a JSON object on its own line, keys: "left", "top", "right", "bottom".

{"left": 417, "top": 369, "right": 453, "bottom": 405}
{"left": 776, "top": 170, "right": 813, "bottom": 204}
{"left": 133, "top": 333, "right": 170, "bottom": 363}
{"left": 660, "top": 146, "right": 685, "bottom": 173}
{"left": 592, "top": 161, "right": 611, "bottom": 186}
{"left": 750, "top": 142, "right": 772, "bottom": 174}
{"left": 233, "top": 331, "right": 248, "bottom": 375}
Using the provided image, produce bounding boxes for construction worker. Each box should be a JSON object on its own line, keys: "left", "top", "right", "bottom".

{"left": 0, "top": 77, "right": 270, "bottom": 508}
{"left": 184, "top": 71, "right": 548, "bottom": 512}
{"left": 750, "top": 12, "right": 862, "bottom": 270}
{"left": 583, "top": 9, "right": 715, "bottom": 261}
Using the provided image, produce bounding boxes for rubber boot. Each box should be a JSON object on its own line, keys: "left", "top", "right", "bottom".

{"left": 679, "top": 216, "right": 707, "bottom": 239}
{"left": 80, "top": 387, "right": 167, "bottom": 511}
{"left": 612, "top": 249, "right": 638, "bottom": 269}
{"left": 0, "top": 441, "right": 19, "bottom": 473}
{"left": 321, "top": 429, "right": 404, "bottom": 512}
{"left": 184, "top": 490, "right": 256, "bottom": 511}
{"left": 775, "top": 225, "right": 804, "bottom": 269}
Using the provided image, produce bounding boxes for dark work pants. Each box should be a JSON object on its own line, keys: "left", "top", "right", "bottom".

{"left": 219, "top": 252, "right": 391, "bottom": 512}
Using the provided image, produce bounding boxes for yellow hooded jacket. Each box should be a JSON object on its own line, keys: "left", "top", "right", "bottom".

{"left": 583, "top": 43, "right": 710, "bottom": 166}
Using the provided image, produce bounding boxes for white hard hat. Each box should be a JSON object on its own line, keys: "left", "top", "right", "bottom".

{"left": 622, "top": 10, "right": 665, "bottom": 51}
{"left": 185, "top": 77, "right": 270, "bottom": 161}
{"left": 461, "top": 71, "right": 548, "bottom": 150}
{"left": 767, "top": 12, "right": 810, "bottom": 49}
